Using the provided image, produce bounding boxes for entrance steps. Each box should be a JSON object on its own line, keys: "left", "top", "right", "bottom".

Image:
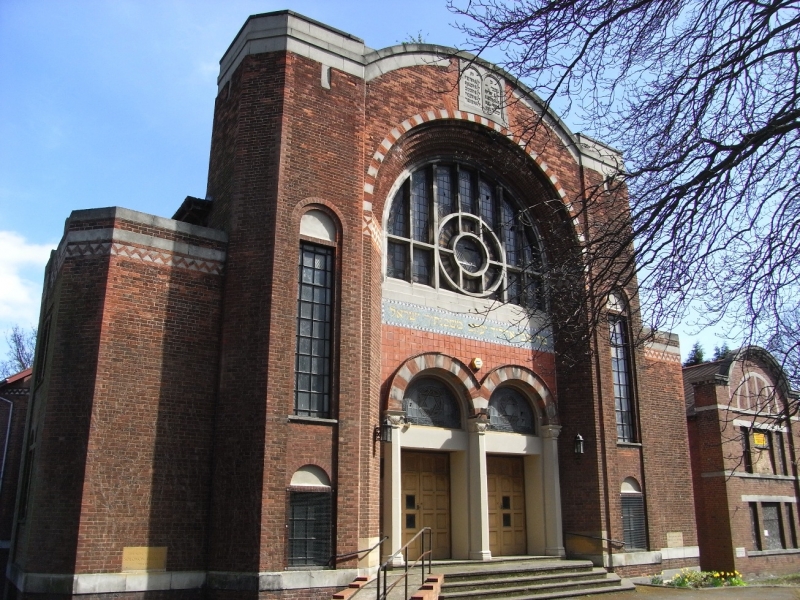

{"left": 434, "top": 557, "right": 633, "bottom": 599}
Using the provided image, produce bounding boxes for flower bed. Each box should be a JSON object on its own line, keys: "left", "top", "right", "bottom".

{"left": 651, "top": 569, "right": 746, "bottom": 588}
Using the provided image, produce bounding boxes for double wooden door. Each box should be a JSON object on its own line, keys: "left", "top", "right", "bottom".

{"left": 487, "top": 455, "right": 526, "bottom": 556}
{"left": 401, "top": 451, "right": 451, "bottom": 559}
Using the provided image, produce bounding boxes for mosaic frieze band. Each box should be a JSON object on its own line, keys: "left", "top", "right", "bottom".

{"left": 382, "top": 298, "right": 552, "bottom": 351}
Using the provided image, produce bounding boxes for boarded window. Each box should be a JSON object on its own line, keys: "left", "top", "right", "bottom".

{"left": 762, "top": 503, "right": 785, "bottom": 551}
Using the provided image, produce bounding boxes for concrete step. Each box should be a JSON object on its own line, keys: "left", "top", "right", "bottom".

{"left": 440, "top": 568, "right": 607, "bottom": 592}
{"left": 436, "top": 559, "right": 630, "bottom": 600}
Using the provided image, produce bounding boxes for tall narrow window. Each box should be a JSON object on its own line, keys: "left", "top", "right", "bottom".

{"left": 750, "top": 502, "right": 761, "bottom": 550}
{"left": 608, "top": 293, "right": 635, "bottom": 442}
{"left": 295, "top": 243, "right": 334, "bottom": 418}
{"left": 786, "top": 503, "right": 798, "bottom": 548}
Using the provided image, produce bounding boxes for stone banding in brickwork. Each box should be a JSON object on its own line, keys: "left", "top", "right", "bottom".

{"left": 387, "top": 352, "right": 558, "bottom": 426}
{"left": 480, "top": 365, "right": 558, "bottom": 426}
{"left": 362, "top": 109, "right": 570, "bottom": 234}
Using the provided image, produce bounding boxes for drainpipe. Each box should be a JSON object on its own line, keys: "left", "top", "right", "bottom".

{"left": 0, "top": 396, "right": 13, "bottom": 498}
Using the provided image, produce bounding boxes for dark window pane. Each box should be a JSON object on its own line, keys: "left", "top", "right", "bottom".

{"left": 436, "top": 167, "right": 454, "bottom": 218}
{"left": 502, "top": 513, "right": 511, "bottom": 527}
{"left": 479, "top": 180, "right": 495, "bottom": 228}
{"left": 406, "top": 495, "right": 416, "bottom": 510}
{"left": 388, "top": 188, "right": 408, "bottom": 237}
{"left": 502, "top": 496, "right": 511, "bottom": 510}
{"left": 411, "top": 170, "right": 430, "bottom": 242}
{"left": 621, "top": 495, "right": 646, "bottom": 550}
{"left": 412, "top": 248, "right": 433, "bottom": 286}
{"left": 406, "top": 514, "right": 416, "bottom": 529}
{"left": 751, "top": 502, "right": 761, "bottom": 550}
{"left": 459, "top": 169, "right": 475, "bottom": 214}
{"left": 295, "top": 243, "right": 334, "bottom": 418}
{"left": 387, "top": 241, "right": 408, "bottom": 281}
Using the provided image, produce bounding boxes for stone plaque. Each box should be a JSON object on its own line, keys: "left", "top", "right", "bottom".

{"left": 122, "top": 546, "right": 167, "bottom": 572}
{"left": 666, "top": 531, "right": 684, "bottom": 548}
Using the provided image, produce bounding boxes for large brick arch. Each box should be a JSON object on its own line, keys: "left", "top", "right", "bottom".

{"left": 386, "top": 353, "right": 481, "bottom": 416}
{"left": 363, "top": 110, "right": 568, "bottom": 202}
{"left": 480, "top": 365, "right": 559, "bottom": 426}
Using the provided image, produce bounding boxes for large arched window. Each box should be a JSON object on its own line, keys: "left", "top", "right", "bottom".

{"left": 403, "top": 376, "right": 461, "bottom": 429}
{"left": 386, "top": 162, "right": 545, "bottom": 309}
{"left": 487, "top": 386, "right": 536, "bottom": 434}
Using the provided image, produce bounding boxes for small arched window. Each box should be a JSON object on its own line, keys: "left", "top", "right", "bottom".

{"left": 735, "top": 373, "right": 776, "bottom": 413}
{"left": 487, "top": 387, "right": 535, "bottom": 434}
{"left": 403, "top": 376, "right": 461, "bottom": 429}
{"left": 386, "top": 162, "right": 545, "bottom": 309}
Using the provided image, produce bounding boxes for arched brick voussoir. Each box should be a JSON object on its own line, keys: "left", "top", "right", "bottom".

{"left": 480, "top": 365, "right": 559, "bottom": 426}
{"left": 386, "top": 352, "right": 481, "bottom": 415}
{"left": 362, "top": 110, "right": 569, "bottom": 204}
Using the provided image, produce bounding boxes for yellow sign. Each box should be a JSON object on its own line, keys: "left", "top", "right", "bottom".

{"left": 121, "top": 546, "right": 167, "bottom": 572}
{"left": 752, "top": 432, "right": 768, "bottom": 448}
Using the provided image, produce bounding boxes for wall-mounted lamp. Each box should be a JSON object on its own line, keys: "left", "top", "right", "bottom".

{"left": 574, "top": 434, "right": 585, "bottom": 455}
{"left": 374, "top": 419, "right": 393, "bottom": 444}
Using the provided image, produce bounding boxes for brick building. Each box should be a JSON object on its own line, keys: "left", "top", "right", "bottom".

{"left": 6, "top": 11, "right": 699, "bottom": 598}
{"left": 0, "top": 369, "right": 30, "bottom": 587}
{"left": 685, "top": 347, "right": 800, "bottom": 575}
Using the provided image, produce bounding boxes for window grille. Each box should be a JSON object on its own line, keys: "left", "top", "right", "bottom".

{"left": 386, "top": 162, "right": 545, "bottom": 310}
{"left": 288, "top": 491, "right": 332, "bottom": 566}
{"left": 610, "top": 317, "right": 635, "bottom": 442}
{"left": 488, "top": 387, "right": 535, "bottom": 434}
{"left": 621, "top": 494, "right": 646, "bottom": 550}
{"left": 295, "top": 243, "right": 334, "bottom": 418}
{"left": 403, "top": 377, "right": 461, "bottom": 429}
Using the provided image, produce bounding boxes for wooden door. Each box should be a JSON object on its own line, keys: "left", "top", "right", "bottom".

{"left": 401, "top": 451, "right": 451, "bottom": 560}
{"left": 487, "top": 455, "right": 526, "bottom": 556}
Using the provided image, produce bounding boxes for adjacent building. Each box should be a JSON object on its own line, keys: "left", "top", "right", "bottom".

{"left": 685, "top": 347, "right": 800, "bottom": 575}
{"left": 6, "top": 11, "right": 699, "bottom": 599}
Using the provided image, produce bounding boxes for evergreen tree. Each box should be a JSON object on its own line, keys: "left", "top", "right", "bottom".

{"left": 683, "top": 342, "right": 705, "bottom": 367}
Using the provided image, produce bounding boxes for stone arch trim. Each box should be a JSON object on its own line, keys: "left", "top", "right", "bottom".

{"left": 362, "top": 111, "right": 579, "bottom": 248}
{"left": 363, "top": 110, "right": 569, "bottom": 202}
{"left": 386, "top": 352, "right": 481, "bottom": 415}
{"left": 291, "top": 197, "right": 348, "bottom": 242}
{"left": 481, "top": 365, "right": 558, "bottom": 426}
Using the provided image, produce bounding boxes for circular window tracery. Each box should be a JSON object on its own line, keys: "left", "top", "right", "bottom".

{"left": 386, "top": 162, "right": 545, "bottom": 309}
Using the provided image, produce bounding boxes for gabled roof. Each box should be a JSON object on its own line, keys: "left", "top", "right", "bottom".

{"left": 1, "top": 368, "right": 32, "bottom": 386}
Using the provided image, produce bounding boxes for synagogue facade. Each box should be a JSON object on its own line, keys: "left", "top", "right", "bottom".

{"left": 7, "top": 11, "right": 699, "bottom": 599}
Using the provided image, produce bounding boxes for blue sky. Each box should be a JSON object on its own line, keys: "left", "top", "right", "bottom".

{"left": 0, "top": 0, "right": 734, "bottom": 365}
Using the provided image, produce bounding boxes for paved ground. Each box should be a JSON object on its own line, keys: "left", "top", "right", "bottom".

{"left": 572, "top": 583, "right": 800, "bottom": 599}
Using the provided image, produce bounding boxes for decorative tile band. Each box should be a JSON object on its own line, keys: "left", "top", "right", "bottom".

{"left": 48, "top": 228, "right": 226, "bottom": 289}
{"left": 382, "top": 298, "right": 552, "bottom": 352}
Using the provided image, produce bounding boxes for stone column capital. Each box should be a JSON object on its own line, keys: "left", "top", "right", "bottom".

{"left": 383, "top": 410, "right": 406, "bottom": 428}
{"left": 468, "top": 414, "right": 489, "bottom": 434}
{"left": 540, "top": 424, "right": 562, "bottom": 440}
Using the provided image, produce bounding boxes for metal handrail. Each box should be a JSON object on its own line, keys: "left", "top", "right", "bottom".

{"left": 376, "top": 527, "right": 432, "bottom": 600}
{"left": 565, "top": 531, "right": 626, "bottom": 548}
{"left": 329, "top": 535, "right": 388, "bottom": 566}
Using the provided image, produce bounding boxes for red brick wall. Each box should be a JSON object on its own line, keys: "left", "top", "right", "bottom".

{"left": 14, "top": 213, "right": 224, "bottom": 576}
